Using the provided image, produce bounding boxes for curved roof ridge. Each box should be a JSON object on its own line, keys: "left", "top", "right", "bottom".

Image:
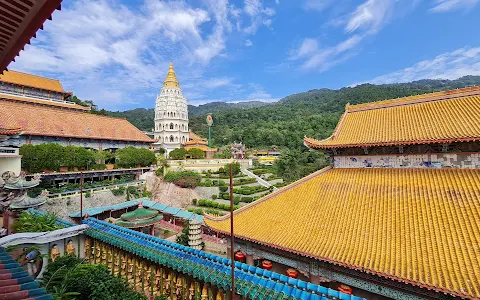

{"left": 0, "top": 70, "right": 70, "bottom": 94}
{"left": 348, "top": 85, "right": 480, "bottom": 112}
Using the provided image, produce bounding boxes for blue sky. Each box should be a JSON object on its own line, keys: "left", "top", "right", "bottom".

{"left": 11, "top": 0, "right": 480, "bottom": 110}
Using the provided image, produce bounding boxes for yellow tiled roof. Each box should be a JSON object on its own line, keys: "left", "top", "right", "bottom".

{"left": 304, "top": 87, "right": 480, "bottom": 148}
{"left": 0, "top": 93, "right": 90, "bottom": 111}
{"left": 0, "top": 70, "right": 69, "bottom": 94}
{"left": 205, "top": 167, "right": 480, "bottom": 298}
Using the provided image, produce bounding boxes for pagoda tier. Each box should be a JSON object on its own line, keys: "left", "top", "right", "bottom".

{"left": 116, "top": 202, "right": 162, "bottom": 229}
{"left": 9, "top": 193, "right": 47, "bottom": 209}
{"left": 188, "top": 220, "right": 203, "bottom": 250}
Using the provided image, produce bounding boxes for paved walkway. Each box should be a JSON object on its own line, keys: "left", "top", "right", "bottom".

{"left": 241, "top": 169, "right": 278, "bottom": 191}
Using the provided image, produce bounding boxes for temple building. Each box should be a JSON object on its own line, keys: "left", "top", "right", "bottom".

{"left": 184, "top": 131, "right": 217, "bottom": 159}
{"left": 0, "top": 70, "right": 153, "bottom": 150}
{"left": 153, "top": 63, "right": 189, "bottom": 155}
{"left": 205, "top": 86, "right": 480, "bottom": 299}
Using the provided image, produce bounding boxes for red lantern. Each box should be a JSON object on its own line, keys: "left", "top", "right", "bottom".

{"left": 338, "top": 284, "right": 352, "bottom": 295}
{"left": 286, "top": 268, "right": 298, "bottom": 278}
{"left": 234, "top": 252, "right": 246, "bottom": 262}
{"left": 261, "top": 260, "right": 273, "bottom": 270}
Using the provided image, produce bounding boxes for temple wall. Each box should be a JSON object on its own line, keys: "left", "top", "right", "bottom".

{"left": 0, "top": 136, "right": 150, "bottom": 150}
{"left": 84, "top": 237, "right": 225, "bottom": 299}
{"left": 333, "top": 153, "right": 480, "bottom": 169}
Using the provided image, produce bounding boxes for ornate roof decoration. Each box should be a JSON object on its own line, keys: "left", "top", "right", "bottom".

{"left": 84, "top": 218, "right": 362, "bottom": 300}
{"left": 0, "top": 70, "right": 70, "bottom": 94}
{"left": 205, "top": 167, "right": 480, "bottom": 299}
{"left": 0, "top": 1, "right": 63, "bottom": 72}
{"left": 163, "top": 62, "right": 179, "bottom": 88}
{"left": 304, "top": 86, "right": 480, "bottom": 149}
{"left": 0, "top": 100, "right": 153, "bottom": 143}
{"left": 116, "top": 201, "right": 162, "bottom": 228}
{"left": 9, "top": 191, "right": 48, "bottom": 209}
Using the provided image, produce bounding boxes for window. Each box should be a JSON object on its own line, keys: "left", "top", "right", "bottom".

{"left": 170, "top": 135, "right": 174, "bottom": 142}
{"left": 170, "top": 123, "right": 174, "bottom": 129}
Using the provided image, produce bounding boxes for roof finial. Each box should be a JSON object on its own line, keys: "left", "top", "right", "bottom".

{"left": 164, "top": 61, "right": 179, "bottom": 88}
{"left": 138, "top": 200, "right": 143, "bottom": 208}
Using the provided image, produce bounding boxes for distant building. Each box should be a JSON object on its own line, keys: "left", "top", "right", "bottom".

{"left": 153, "top": 63, "right": 189, "bottom": 155}
{"left": 0, "top": 70, "right": 153, "bottom": 151}
{"left": 184, "top": 131, "right": 217, "bottom": 159}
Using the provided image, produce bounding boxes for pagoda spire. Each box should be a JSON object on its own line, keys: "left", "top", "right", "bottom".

{"left": 163, "top": 61, "right": 180, "bottom": 88}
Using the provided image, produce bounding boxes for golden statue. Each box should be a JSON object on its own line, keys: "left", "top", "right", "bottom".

{"left": 50, "top": 245, "right": 60, "bottom": 262}
{"left": 65, "top": 240, "right": 76, "bottom": 256}
{"left": 188, "top": 282, "right": 195, "bottom": 300}
{"left": 216, "top": 291, "right": 223, "bottom": 300}
{"left": 84, "top": 238, "right": 91, "bottom": 260}
{"left": 201, "top": 284, "right": 208, "bottom": 300}
{"left": 135, "top": 260, "right": 143, "bottom": 289}
{"left": 154, "top": 268, "right": 162, "bottom": 294}
{"left": 95, "top": 243, "right": 101, "bottom": 262}
{"left": 101, "top": 245, "right": 107, "bottom": 264}
{"left": 127, "top": 256, "right": 134, "bottom": 285}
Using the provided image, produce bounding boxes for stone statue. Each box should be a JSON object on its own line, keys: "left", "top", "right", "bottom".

{"left": 65, "top": 240, "right": 75, "bottom": 256}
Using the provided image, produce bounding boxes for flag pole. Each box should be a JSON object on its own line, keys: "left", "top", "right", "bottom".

{"left": 229, "top": 163, "right": 235, "bottom": 299}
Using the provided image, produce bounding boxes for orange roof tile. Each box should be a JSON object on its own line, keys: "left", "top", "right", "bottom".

{"left": 205, "top": 167, "right": 480, "bottom": 299}
{"left": 0, "top": 70, "right": 70, "bottom": 94}
{"left": 0, "top": 100, "right": 153, "bottom": 143}
{"left": 304, "top": 87, "right": 480, "bottom": 148}
{"left": 0, "top": 93, "right": 90, "bottom": 111}
{"left": 189, "top": 130, "right": 206, "bottom": 142}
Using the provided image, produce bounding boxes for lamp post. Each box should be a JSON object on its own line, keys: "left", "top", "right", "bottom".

{"left": 229, "top": 163, "right": 235, "bottom": 299}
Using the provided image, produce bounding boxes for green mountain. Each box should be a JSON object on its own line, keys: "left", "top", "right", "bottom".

{"left": 101, "top": 76, "right": 480, "bottom": 149}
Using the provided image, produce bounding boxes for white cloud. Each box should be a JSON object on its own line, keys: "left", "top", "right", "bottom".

{"left": 345, "top": 0, "right": 394, "bottom": 34}
{"left": 10, "top": 0, "right": 256, "bottom": 109}
{"left": 290, "top": 0, "right": 396, "bottom": 71}
{"left": 430, "top": 0, "right": 479, "bottom": 12}
{"left": 290, "top": 38, "right": 318, "bottom": 60}
{"left": 362, "top": 47, "right": 480, "bottom": 84}
{"left": 303, "top": 0, "right": 335, "bottom": 11}
{"left": 243, "top": 0, "right": 276, "bottom": 34}
{"left": 245, "top": 39, "right": 253, "bottom": 46}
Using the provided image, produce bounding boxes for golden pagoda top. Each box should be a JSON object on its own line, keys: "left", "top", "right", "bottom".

{"left": 163, "top": 62, "right": 179, "bottom": 88}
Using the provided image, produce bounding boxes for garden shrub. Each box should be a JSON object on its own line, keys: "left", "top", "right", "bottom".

{"left": 219, "top": 186, "right": 228, "bottom": 193}
{"left": 211, "top": 194, "right": 217, "bottom": 200}
{"left": 111, "top": 186, "right": 125, "bottom": 196}
{"left": 164, "top": 171, "right": 201, "bottom": 188}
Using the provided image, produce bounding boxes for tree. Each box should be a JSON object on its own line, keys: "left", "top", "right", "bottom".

{"left": 176, "top": 224, "right": 189, "bottom": 246}
{"left": 169, "top": 148, "right": 186, "bottom": 160}
{"left": 115, "top": 147, "right": 156, "bottom": 168}
{"left": 187, "top": 148, "right": 205, "bottom": 159}
{"left": 12, "top": 211, "right": 63, "bottom": 233}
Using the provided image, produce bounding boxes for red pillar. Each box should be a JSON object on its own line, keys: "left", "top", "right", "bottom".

{"left": 150, "top": 224, "right": 155, "bottom": 236}
{"left": 3, "top": 211, "right": 9, "bottom": 234}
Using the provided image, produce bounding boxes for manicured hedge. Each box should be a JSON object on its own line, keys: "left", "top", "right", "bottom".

{"left": 233, "top": 185, "right": 269, "bottom": 195}
{"left": 164, "top": 170, "right": 201, "bottom": 188}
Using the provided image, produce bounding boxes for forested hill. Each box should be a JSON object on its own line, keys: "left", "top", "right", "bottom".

{"left": 102, "top": 75, "right": 480, "bottom": 149}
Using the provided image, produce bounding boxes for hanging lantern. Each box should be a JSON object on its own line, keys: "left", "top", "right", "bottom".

{"left": 234, "top": 251, "right": 246, "bottom": 262}
{"left": 286, "top": 268, "right": 298, "bottom": 278}
{"left": 261, "top": 260, "right": 273, "bottom": 270}
{"left": 338, "top": 284, "right": 352, "bottom": 295}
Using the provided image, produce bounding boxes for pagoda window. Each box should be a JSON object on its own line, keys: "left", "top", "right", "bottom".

{"left": 170, "top": 135, "right": 174, "bottom": 142}
{"left": 170, "top": 123, "right": 174, "bottom": 129}
{"left": 175, "top": 124, "right": 178, "bottom": 129}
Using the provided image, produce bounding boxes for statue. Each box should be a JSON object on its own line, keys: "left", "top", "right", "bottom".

{"left": 188, "top": 282, "right": 194, "bottom": 300}
{"left": 50, "top": 245, "right": 60, "bottom": 262}
{"left": 120, "top": 252, "right": 127, "bottom": 277}
{"left": 231, "top": 141, "right": 246, "bottom": 159}
{"left": 101, "top": 245, "right": 107, "bottom": 264}
{"left": 65, "top": 240, "right": 76, "bottom": 256}
{"left": 201, "top": 284, "right": 208, "bottom": 299}
{"left": 84, "top": 238, "right": 91, "bottom": 260}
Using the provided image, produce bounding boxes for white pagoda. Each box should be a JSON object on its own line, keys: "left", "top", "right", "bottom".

{"left": 153, "top": 62, "right": 189, "bottom": 155}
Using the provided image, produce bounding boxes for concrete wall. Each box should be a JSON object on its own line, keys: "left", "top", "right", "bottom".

{"left": 0, "top": 147, "right": 21, "bottom": 175}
